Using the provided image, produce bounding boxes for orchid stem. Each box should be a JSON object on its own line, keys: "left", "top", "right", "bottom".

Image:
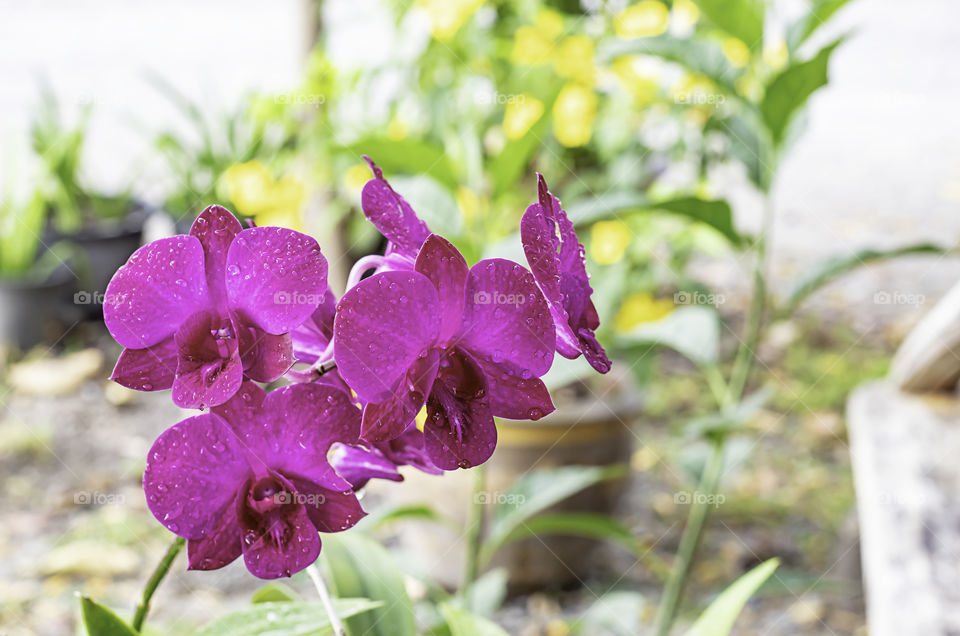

{"left": 307, "top": 563, "right": 346, "bottom": 636}
{"left": 461, "top": 464, "right": 487, "bottom": 594}
{"left": 132, "top": 536, "right": 185, "bottom": 633}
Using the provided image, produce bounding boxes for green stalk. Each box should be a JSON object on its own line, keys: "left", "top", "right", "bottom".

{"left": 460, "top": 464, "right": 487, "bottom": 594}
{"left": 132, "top": 536, "right": 185, "bottom": 633}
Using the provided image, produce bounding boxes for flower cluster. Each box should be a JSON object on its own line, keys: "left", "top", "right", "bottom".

{"left": 105, "top": 160, "right": 609, "bottom": 579}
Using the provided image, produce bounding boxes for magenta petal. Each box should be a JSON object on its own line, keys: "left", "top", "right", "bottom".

{"left": 290, "top": 288, "right": 338, "bottom": 365}
{"left": 212, "top": 380, "right": 265, "bottom": 426}
{"left": 360, "top": 158, "right": 431, "bottom": 255}
{"left": 225, "top": 227, "right": 328, "bottom": 335}
{"left": 110, "top": 337, "right": 178, "bottom": 392}
{"left": 104, "top": 236, "right": 211, "bottom": 349}
{"left": 477, "top": 359, "right": 555, "bottom": 420}
{"left": 334, "top": 270, "right": 441, "bottom": 403}
{"left": 239, "top": 486, "right": 321, "bottom": 579}
{"left": 361, "top": 350, "right": 439, "bottom": 442}
{"left": 423, "top": 349, "right": 497, "bottom": 470}
{"left": 290, "top": 477, "right": 368, "bottom": 532}
{"left": 172, "top": 311, "right": 243, "bottom": 409}
{"left": 190, "top": 205, "right": 242, "bottom": 309}
{"left": 187, "top": 491, "right": 243, "bottom": 571}
{"left": 143, "top": 413, "right": 250, "bottom": 540}
{"left": 329, "top": 443, "right": 402, "bottom": 489}
{"left": 235, "top": 319, "right": 294, "bottom": 382}
{"left": 459, "top": 258, "right": 555, "bottom": 378}
{"left": 415, "top": 234, "right": 469, "bottom": 345}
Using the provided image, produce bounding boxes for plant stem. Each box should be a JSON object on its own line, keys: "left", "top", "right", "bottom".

{"left": 307, "top": 563, "right": 346, "bottom": 636}
{"left": 132, "top": 536, "right": 185, "bottom": 633}
{"left": 461, "top": 464, "right": 487, "bottom": 594}
{"left": 653, "top": 439, "right": 725, "bottom": 636}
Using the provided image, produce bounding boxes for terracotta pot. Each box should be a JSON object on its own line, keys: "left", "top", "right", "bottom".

{"left": 378, "top": 374, "right": 642, "bottom": 590}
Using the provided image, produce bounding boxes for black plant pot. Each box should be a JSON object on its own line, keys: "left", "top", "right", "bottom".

{"left": 0, "top": 267, "right": 80, "bottom": 350}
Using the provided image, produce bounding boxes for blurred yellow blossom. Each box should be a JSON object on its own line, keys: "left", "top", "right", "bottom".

{"left": 512, "top": 9, "right": 565, "bottom": 66}
{"left": 344, "top": 163, "right": 371, "bottom": 194}
{"left": 417, "top": 0, "right": 484, "bottom": 41}
{"left": 615, "top": 293, "right": 674, "bottom": 333}
{"left": 612, "top": 55, "right": 661, "bottom": 105}
{"left": 763, "top": 38, "right": 789, "bottom": 70}
{"left": 553, "top": 83, "right": 597, "bottom": 147}
{"left": 590, "top": 220, "right": 633, "bottom": 265}
{"left": 614, "top": 2, "right": 670, "bottom": 39}
{"left": 721, "top": 37, "right": 751, "bottom": 68}
{"left": 554, "top": 35, "right": 595, "bottom": 83}
{"left": 503, "top": 95, "right": 544, "bottom": 140}
{"left": 670, "top": 0, "right": 700, "bottom": 34}
{"left": 386, "top": 118, "right": 410, "bottom": 141}
{"left": 456, "top": 186, "right": 481, "bottom": 223}
{"left": 222, "top": 161, "right": 305, "bottom": 230}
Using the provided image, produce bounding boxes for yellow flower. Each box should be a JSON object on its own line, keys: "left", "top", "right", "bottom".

{"left": 222, "top": 161, "right": 305, "bottom": 230}
{"left": 503, "top": 95, "right": 544, "bottom": 140}
{"left": 721, "top": 37, "right": 751, "bottom": 68}
{"left": 554, "top": 35, "right": 595, "bottom": 83}
{"left": 614, "top": 293, "right": 674, "bottom": 333}
{"left": 344, "top": 163, "right": 371, "bottom": 194}
{"left": 614, "top": 2, "right": 669, "bottom": 39}
{"left": 670, "top": 0, "right": 699, "bottom": 34}
{"left": 590, "top": 220, "right": 633, "bottom": 265}
{"left": 612, "top": 55, "right": 660, "bottom": 105}
{"left": 456, "top": 186, "right": 481, "bottom": 223}
{"left": 416, "top": 0, "right": 484, "bottom": 41}
{"left": 763, "top": 38, "right": 789, "bottom": 70}
{"left": 511, "top": 9, "right": 565, "bottom": 66}
{"left": 553, "top": 83, "right": 597, "bottom": 148}
{"left": 386, "top": 118, "right": 410, "bottom": 141}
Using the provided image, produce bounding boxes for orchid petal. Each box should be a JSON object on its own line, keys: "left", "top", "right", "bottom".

{"left": 172, "top": 311, "right": 243, "bottom": 409}
{"left": 360, "top": 158, "right": 431, "bottom": 255}
{"left": 290, "top": 288, "right": 337, "bottom": 365}
{"left": 415, "top": 234, "right": 468, "bottom": 345}
{"left": 235, "top": 318, "right": 294, "bottom": 382}
{"left": 187, "top": 491, "right": 243, "bottom": 571}
{"left": 290, "top": 477, "right": 368, "bottom": 532}
{"left": 361, "top": 350, "right": 439, "bottom": 442}
{"left": 477, "top": 358, "right": 555, "bottom": 420}
{"left": 110, "top": 337, "right": 178, "bottom": 392}
{"left": 190, "top": 205, "right": 242, "bottom": 309}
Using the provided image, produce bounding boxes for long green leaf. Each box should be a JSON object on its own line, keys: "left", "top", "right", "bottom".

{"left": 363, "top": 503, "right": 457, "bottom": 530}
{"left": 439, "top": 603, "right": 510, "bottom": 636}
{"left": 480, "top": 465, "right": 627, "bottom": 565}
{"left": 340, "top": 138, "right": 457, "bottom": 189}
{"left": 616, "top": 305, "right": 720, "bottom": 367}
{"left": 79, "top": 596, "right": 139, "bottom": 636}
{"left": 761, "top": 38, "right": 845, "bottom": 148}
{"left": 685, "top": 559, "right": 780, "bottom": 636}
{"left": 491, "top": 108, "right": 552, "bottom": 197}
{"left": 786, "top": 0, "right": 855, "bottom": 50}
{"left": 464, "top": 568, "right": 508, "bottom": 618}
{"left": 193, "top": 599, "right": 381, "bottom": 636}
{"left": 498, "top": 512, "right": 641, "bottom": 555}
{"left": 779, "top": 242, "right": 947, "bottom": 317}
{"left": 695, "top": 0, "right": 765, "bottom": 48}
{"left": 319, "top": 533, "right": 416, "bottom": 636}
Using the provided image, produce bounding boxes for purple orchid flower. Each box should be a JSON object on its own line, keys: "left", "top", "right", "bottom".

{"left": 334, "top": 233, "right": 557, "bottom": 470}
{"left": 521, "top": 176, "right": 612, "bottom": 374}
{"left": 143, "top": 381, "right": 365, "bottom": 579}
{"left": 331, "top": 428, "right": 441, "bottom": 490}
{"left": 105, "top": 205, "right": 327, "bottom": 409}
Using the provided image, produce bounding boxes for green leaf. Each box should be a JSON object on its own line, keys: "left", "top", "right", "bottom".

{"left": 786, "top": 0, "right": 855, "bottom": 50}
{"left": 779, "top": 242, "right": 947, "bottom": 318}
{"left": 498, "top": 512, "right": 641, "bottom": 556}
{"left": 616, "top": 305, "right": 720, "bottom": 367}
{"left": 339, "top": 138, "right": 458, "bottom": 189}
{"left": 193, "top": 599, "right": 382, "bottom": 636}
{"left": 388, "top": 175, "right": 463, "bottom": 237}
{"left": 363, "top": 503, "right": 457, "bottom": 531}
{"left": 79, "top": 596, "right": 138, "bottom": 636}
{"left": 481, "top": 465, "right": 627, "bottom": 565}
{"left": 319, "top": 533, "right": 416, "bottom": 636}
{"left": 599, "top": 36, "right": 742, "bottom": 95}
{"left": 464, "top": 568, "right": 508, "bottom": 618}
{"left": 571, "top": 591, "right": 645, "bottom": 636}
{"left": 491, "top": 112, "right": 552, "bottom": 197}
{"left": 705, "top": 113, "right": 772, "bottom": 192}
{"left": 760, "top": 38, "right": 845, "bottom": 148}
{"left": 684, "top": 387, "right": 773, "bottom": 439}
{"left": 439, "top": 603, "right": 510, "bottom": 636}
{"left": 251, "top": 582, "right": 300, "bottom": 604}
{"left": 695, "top": 0, "right": 765, "bottom": 47}
{"left": 565, "top": 194, "right": 742, "bottom": 245}
{"left": 685, "top": 559, "right": 780, "bottom": 636}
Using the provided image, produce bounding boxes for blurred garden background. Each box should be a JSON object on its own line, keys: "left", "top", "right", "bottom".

{"left": 1, "top": 0, "right": 959, "bottom": 634}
